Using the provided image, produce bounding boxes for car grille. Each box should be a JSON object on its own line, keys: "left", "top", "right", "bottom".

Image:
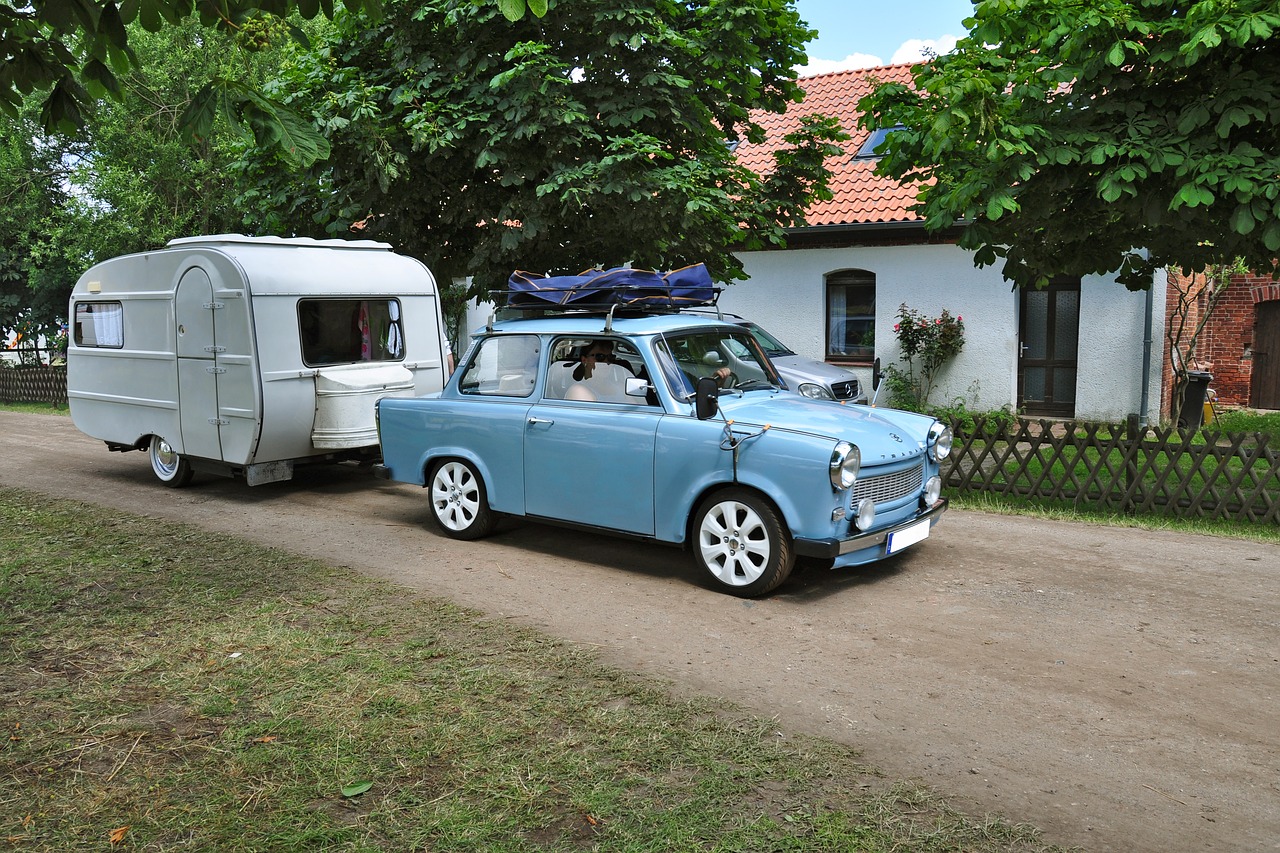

{"left": 830, "top": 380, "right": 860, "bottom": 400}
{"left": 850, "top": 464, "right": 923, "bottom": 507}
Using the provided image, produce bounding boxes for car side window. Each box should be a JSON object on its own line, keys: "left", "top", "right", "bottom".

{"left": 458, "top": 334, "right": 540, "bottom": 397}
{"left": 544, "top": 337, "right": 651, "bottom": 404}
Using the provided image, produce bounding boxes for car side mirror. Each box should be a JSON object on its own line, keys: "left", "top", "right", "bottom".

{"left": 695, "top": 376, "right": 719, "bottom": 420}
{"left": 872, "top": 357, "right": 882, "bottom": 390}
{"left": 625, "top": 377, "right": 651, "bottom": 398}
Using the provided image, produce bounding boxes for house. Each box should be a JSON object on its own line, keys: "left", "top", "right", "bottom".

{"left": 724, "top": 65, "right": 1167, "bottom": 423}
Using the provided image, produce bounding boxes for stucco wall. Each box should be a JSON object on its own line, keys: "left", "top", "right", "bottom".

{"left": 727, "top": 244, "right": 1165, "bottom": 423}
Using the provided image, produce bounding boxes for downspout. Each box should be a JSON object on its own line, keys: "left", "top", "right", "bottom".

{"left": 1139, "top": 280, "right": 1154, "bottom": 426}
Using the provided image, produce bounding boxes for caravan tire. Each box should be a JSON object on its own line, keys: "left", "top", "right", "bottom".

{"left": 149, "top": 436, "right": 194, "bottom": 488}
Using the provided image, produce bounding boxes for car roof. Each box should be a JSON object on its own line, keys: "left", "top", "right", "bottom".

{"left": 478, "top": 311, "right": 744, "bottom": 338}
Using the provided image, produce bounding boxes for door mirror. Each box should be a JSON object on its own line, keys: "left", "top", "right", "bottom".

{"left": 695, "top": 376, "right": 719, "bottom": 420}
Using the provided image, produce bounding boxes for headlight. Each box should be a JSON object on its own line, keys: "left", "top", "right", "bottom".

{"left": 928, "top": 423, "right": 953, "bottom": 461}
{"left": 853, "top": 498, "right": 876, "bottom": 531}
{"left": 797, "top": 382, "right": 834, "bottom": 400}
{"left": 923, "top": 475, "right": 942, "bottom": 507}
{"left": 829, "top": 441, "right": 860, "bottom": 490}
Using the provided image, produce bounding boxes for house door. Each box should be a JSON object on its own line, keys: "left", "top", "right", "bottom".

{"left": 1018, "top": 280, "right": 1080, "bottom": 418}
{"left": 1252, "top": 302, "right": 1280, "bottom": 409}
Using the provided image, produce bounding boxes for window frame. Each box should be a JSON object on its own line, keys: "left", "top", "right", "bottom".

{"left": 825, "top": 270, "right": 876, "bottom": 365}
{"left": 72, "top": 301, "right": 125, "bottom": 349}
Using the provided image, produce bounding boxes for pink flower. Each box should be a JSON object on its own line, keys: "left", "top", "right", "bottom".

{"left": 957, "top": 316, "right": 963, "bottom": 322}
{"left": 936, "top": 318, "right": 942, "bottom": 325}
{"left": 893, "top": 323, "right": 899, "bottom": 331}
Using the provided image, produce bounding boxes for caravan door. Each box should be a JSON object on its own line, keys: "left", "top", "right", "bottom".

{"left": 175, "top": 266, "right": 257, "bottom": 464}
{"left": 176, "top": 268, "right": 222, "bottom": 461}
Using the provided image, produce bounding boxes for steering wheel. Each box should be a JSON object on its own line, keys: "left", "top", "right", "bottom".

{"left": 721, "top": 371, "right": 740, "bottom": 389}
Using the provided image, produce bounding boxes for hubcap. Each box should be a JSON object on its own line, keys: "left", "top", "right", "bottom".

{"left": 699, "top": 500, "right": 771, "bottom": 586}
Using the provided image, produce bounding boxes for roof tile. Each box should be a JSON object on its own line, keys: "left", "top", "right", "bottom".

{"left": 736, "top": 64, "right": 923, "bottom": 227}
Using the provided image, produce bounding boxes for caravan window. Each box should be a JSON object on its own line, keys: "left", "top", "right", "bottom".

{"left": 73, "top": 302, "right": 124, "bottom": 348}
{"left": 299, "top": 298, "right": 405, "bottom": 366}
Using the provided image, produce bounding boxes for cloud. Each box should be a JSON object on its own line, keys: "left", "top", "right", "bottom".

{"left": 797, "top": 53, "right": 884, "bottom": 75}
{"left": 797, "top": 35, "right": 960, "bottom": 76}
{"left": 890, "top": 35, "right": 958, "bottom": 64}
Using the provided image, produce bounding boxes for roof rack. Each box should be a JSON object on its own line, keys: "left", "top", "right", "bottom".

{"left": 502, "top": 264, "right": 721, "bottom": 313}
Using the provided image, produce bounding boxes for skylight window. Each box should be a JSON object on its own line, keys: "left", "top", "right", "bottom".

{"left": 854, "top": 126, "right": 903, "bottom": 159}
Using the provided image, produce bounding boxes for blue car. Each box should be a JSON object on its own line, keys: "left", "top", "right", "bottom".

{"left": 374, "top": 268, "right": 949, "bottom": 597}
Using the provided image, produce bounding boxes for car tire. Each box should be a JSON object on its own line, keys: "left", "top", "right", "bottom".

{"left": 692, "top": 488, "right": 794, "bottom": 597}
{"left": 427, "top": 458, "right": 497, "bottom": 540}
{"left": 149, "top": 435, "right": 194, "bottom": 488}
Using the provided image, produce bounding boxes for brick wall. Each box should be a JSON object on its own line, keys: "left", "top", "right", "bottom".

{"left": 1162, "top": 268, "right": 1280, "bottom": 415}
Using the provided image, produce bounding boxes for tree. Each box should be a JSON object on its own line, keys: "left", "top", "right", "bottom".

{"left": 0, "top": 105, "right": 79, "bottom": 340}
{"left": 1165, "top": 258, "right": 1246, "bottom": 426}
{"left": 0, "top": 18, "right": 286, "bottom": 339}
{"left": 236, "top": 0, "right": 847, "bottom": 298}
{"left": 857, "top": 0, "right": 1280, "bottom": 291}
{"left": 0, "top": 0, "right": 381, "bottom": 166}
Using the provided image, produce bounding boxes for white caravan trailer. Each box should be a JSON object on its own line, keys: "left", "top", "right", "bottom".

{"left": 67, "top": 235, "right": 449, "bottom": 486}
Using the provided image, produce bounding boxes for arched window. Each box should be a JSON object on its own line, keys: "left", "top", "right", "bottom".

{"left": 826, "top": 270, "right": 875, "bottom": 362}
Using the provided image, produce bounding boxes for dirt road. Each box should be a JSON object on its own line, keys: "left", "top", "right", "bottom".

{"left": 3, "top": 411, "right": 1277, "bottom": 852}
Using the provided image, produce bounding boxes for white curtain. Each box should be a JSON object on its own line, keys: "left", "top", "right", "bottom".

{"left": 827, "top": 287, "right": 846, "bottom": 354}
{"left": 92, "top": 303, "right": 123, "bottom": 347}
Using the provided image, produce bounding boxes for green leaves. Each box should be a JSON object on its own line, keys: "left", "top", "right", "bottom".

{"left": 182, "top": 78, "right": 330, "bottom": 169}
{"left": 496, "top": 0, "right": 548, "bottom": 22}
{"left": 234, "top": 0, "right": 824, "bottom": 297}
{"left": 859, "top": 0, "right": 1280, "bottom": 289}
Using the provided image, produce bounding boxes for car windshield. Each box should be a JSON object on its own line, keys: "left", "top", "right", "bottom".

{"left": 654, "top": 328, "right": 781, "bottom": 399}
{"left": 743, "top": 322, "right": 794, "bottom": 357}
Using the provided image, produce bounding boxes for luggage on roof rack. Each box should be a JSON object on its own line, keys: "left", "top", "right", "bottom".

{"left": 505, "top": 264, "right": 719, "bottom": 310}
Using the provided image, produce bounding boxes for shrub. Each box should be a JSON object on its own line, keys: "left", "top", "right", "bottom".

{"left": 885, "top": 304, "right": 965, "bottom": 410}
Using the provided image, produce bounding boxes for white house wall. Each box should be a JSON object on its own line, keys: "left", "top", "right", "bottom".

{"left": 728, "top": 244, "right": 1165, "bottom": 423}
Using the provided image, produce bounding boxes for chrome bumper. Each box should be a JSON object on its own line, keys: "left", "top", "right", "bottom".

{"left": 793, "top": 498, "right": 948, "bottom": 559}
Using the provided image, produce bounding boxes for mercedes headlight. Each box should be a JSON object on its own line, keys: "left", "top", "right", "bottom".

{"left": 829, "top": 441, "right": 860, "bottom": 490}
{"left": 798, "top": 383, "right": 835, "bottom": 400}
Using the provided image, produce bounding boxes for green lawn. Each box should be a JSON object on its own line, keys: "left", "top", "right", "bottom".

{"left": 1, "top": 488, "right": 1062, "bottom": 852}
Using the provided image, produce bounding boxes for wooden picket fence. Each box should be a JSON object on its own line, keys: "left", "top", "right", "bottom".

{"left": 943, "top": 415, "right": 1280, "bottom": 524}
{"left": 0, "top": 364, "right": 67, "bottom": 406}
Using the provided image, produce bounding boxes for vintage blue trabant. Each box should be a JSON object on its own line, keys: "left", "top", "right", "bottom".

{"left": 374, "top": 269, "right": 950, "bottom": 597}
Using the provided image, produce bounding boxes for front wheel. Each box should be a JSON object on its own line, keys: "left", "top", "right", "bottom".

{"left": 149, "top": 435, "right": 193, "bottom": 488}
{"left": 427, "top": 459, "right": 497, "bottom": 540}
{"left": 692, "top": 488, "right": 794, "bottom": 597}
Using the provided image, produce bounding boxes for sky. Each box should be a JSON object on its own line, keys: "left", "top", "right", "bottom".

{"left": 793, "top": 0, "right": 975, "bottom": 75}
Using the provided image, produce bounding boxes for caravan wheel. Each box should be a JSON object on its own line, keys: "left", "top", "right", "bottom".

{"left": 149, "top": 436, "right": 194, "bottom": 488}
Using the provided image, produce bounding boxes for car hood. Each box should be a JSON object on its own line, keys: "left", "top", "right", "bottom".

{"left": 770, "top": 355, "right": 856, "bottom": 385}
{"left": 716, "top": 391, "right": 938, "bottom": 463}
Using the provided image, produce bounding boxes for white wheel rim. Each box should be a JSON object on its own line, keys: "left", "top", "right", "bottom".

{"left": 431, "top": 462, "right": 482, "bottom": 531}
{"left": 151, "top": 438, "right": 180, "bottom": 479}
{"left": 698, "top": 500, "right": 771, "bottom": 586}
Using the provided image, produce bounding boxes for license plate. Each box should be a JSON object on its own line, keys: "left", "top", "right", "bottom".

{"left": 886, "top": 518, "right": 930, "bottom": 554}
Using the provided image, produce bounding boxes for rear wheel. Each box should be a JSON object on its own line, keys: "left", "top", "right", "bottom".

{"left": 428, "top": 459, "right": 497, "bottom": 540}
{"left": 149, "top": 435, "right": 193, "bottom": 488}
{"left": 692, "top": 488, "right": 794, "bottom": 597}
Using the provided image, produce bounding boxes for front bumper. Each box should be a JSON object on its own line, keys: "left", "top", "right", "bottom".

{"left": 792, "top": 498, "right": 948, "bottom": 559}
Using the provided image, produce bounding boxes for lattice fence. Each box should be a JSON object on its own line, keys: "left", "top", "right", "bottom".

{"left": 0, "top": 365, "right": 68, "bottom": 406}
{"left": 944, "top": 416, "right": 1280, "bottom": 524}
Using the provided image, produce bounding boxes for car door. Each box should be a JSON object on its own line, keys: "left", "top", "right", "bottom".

{"left": 524, "top": 401, "right": 659, "bottom": 534}
{"left": 524, "top": 338, "right": 658, "bottom": 534}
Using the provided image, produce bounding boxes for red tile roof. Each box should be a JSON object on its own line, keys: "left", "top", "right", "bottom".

{"left": 736, "top": 64, "right": 924, "bottom": 227}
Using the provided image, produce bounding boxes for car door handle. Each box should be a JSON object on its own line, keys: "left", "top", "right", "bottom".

{"left": 528, "top": 417, "right": 554, "bottom": 426}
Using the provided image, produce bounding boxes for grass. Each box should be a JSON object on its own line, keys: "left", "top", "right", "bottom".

{"left": 0, "top": 488, "right": 1065, "bottom": 852}
{"left": 0, "top": 400, "right": 67, "bottom": 415}
{"left": 1212, "top": 406, "right": 1280, "bottom": 441}
{"left": 949, "top": 492, "right": 1280, "bottom": 542}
